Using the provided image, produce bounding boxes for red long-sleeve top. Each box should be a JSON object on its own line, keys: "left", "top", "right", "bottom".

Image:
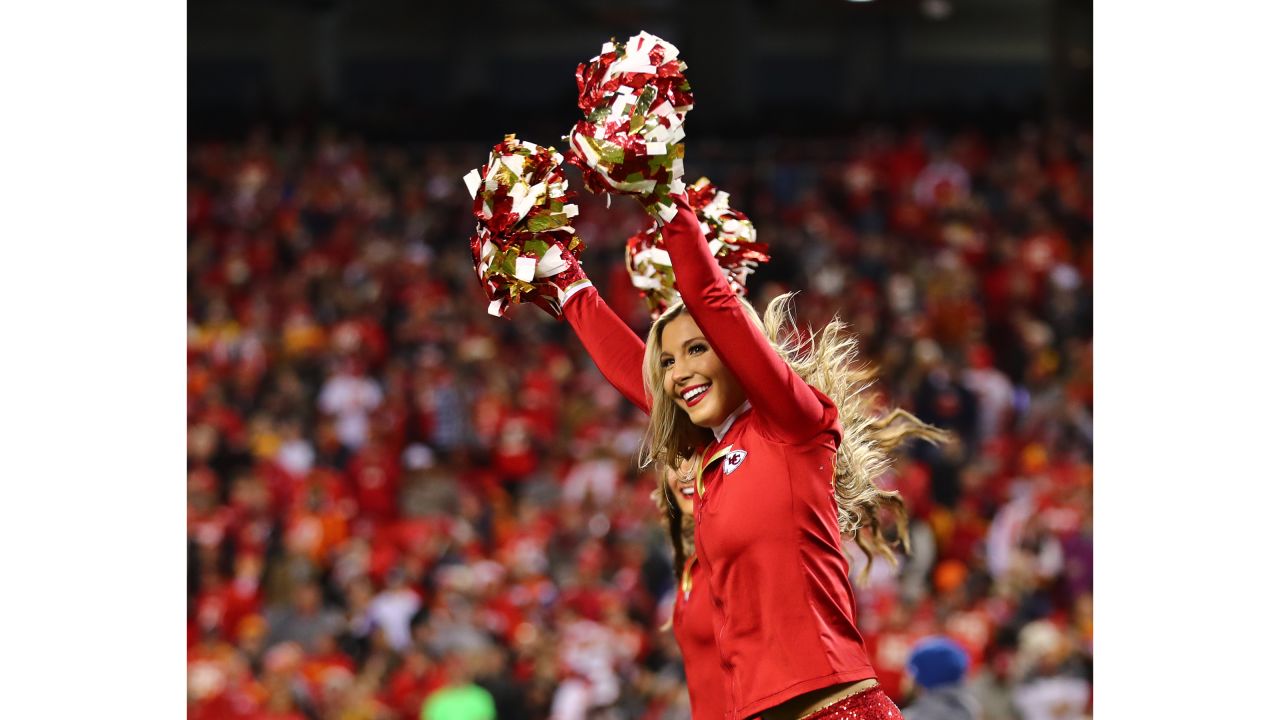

{"left": 563, "top": 286, "right": 649, "bottom": 412}
{"left": 673, "top": 557, "right": 727, "bottom": 720}
{"left": 662, "top": 194, "right": 878, "bottom": 719}
{"left": 563, "top": 287, "right": 724, "bottom": 720}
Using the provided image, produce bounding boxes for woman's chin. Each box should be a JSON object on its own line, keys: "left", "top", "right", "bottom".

{"left": 684, "top": 405, "right": 725, "bottom": 429}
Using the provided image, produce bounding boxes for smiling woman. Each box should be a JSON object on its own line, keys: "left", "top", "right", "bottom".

{"left": 542, "top": 190, "right": 945, "bottom": 720}
{"left": 658, "top": 314, "right": 748, "bottom": 429}
{"left": 635, "top": 193, "right": 947, "bottom": 720}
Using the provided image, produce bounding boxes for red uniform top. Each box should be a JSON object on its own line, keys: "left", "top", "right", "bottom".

{"left": 661, "top": 194, "right": 878, "bottom": 718}
{"left": 674, "top": 557, "right": 728, "bottom": 720}
{"left": 564, "top": 287, "right": 723, "bottom": 720}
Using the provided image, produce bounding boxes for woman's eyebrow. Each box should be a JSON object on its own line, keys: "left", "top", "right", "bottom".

{"left": 682, "top": 336, "right": 706, "bottom": 350}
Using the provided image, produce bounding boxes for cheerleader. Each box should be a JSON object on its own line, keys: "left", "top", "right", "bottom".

{"left": 659, "top": 459, "right": 726, "bottom": 720}
{"left": 634, "top": 193, "right": 945, "bottom": 720}
{"left": 549, "top": 276, "right": 725, "bottom": 720}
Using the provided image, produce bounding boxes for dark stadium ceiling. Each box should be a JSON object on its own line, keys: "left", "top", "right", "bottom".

{"left": 188, "top": 0, "right": 1090, "bottom": 138}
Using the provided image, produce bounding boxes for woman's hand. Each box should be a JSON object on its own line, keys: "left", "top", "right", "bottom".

{"left": 541, "top": 245, "right": 592, "bottom": 308}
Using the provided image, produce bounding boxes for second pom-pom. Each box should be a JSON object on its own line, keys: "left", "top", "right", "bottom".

{"left": 463, "top": 135, "right": 584, "bottom": 319}
{"left": 625, "top": 178, "right": 771, "bottom": 318}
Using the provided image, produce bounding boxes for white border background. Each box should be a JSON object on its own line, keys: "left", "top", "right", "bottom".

{"left": 1, "top": 1, "right": 186, "bottom": 716}
{"left": 1, "top": 1, "right": 1278, "bottom": 716}
{"left": 1094, "top": 1, "right": 1280, "bottom": 716}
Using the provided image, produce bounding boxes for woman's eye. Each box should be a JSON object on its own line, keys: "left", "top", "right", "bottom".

{"left": 660, "top": 357, "right": 674, "bottom": 369}
{"left": 689, "top": 343, "right": 707, "bottom": 355}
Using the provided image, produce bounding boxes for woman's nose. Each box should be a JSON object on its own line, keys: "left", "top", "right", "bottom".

{"left": 672, "top": 360, "right": 693, "bottom": 385}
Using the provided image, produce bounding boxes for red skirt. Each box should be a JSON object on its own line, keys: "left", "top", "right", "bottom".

{"left": 799, "top": 686, "right": 902, "bottom": 720}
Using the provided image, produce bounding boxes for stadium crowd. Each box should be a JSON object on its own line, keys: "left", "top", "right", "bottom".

{"left": 188, "top": 121, "right": 1092, "bottom": 720}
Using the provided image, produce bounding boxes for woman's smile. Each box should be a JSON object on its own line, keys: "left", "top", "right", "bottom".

{"left": 659, "top": 312, "right": 747, "bottom": 428}
{"left": 680, "top": 382, "right": 711, "bottom": 407}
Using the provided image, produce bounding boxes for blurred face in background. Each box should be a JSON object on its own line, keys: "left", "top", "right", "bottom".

{"left": 294, "top": 583, "right": 321, "bottom": 613}
{"left": 664, "top": 457, "right": 696, "bottom": 516}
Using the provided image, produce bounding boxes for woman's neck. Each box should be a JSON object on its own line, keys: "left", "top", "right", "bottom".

{"left": 712, "top": 400, "right": 751, "bottom": 441}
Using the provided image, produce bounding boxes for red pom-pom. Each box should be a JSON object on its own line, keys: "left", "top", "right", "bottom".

{"left": 463, "top": 135, "right": 584, "bottom": 319}
{"left": 565, "top": 32, "right": 694, "bottom": 222}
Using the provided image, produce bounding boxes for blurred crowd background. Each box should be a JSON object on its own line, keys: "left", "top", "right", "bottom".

{"left": 188, "top": 2, "right": 1092, "bottom": 719}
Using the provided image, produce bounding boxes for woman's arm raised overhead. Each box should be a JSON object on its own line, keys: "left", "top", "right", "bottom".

{"left": 555, "top": 264, "right": 650, "bottom": 414}
{"left": 660, "top": 193, "right": 825, "bottom": 442}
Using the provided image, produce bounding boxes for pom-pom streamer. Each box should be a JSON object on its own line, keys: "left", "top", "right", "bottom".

{"left": 625, "top": 177, "right": 770, "bottom": 318}
{"left": 464, "top": 135, "right": 584, "bottom": 318}
{"left": 565, "top": 32, "right": 693, "bottom": 222}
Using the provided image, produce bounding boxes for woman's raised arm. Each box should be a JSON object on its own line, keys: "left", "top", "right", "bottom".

{"left": 557, "top": 269, "right": 650, "bottom": 414}
{"left": 660, "top": 194, "right": 825, "bottom": 442}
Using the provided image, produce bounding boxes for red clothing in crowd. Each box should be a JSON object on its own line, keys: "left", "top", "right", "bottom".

{"left": 663, "top": 194, "right": 881, "bottom": 719}
{"left": 384, "top": 661, "right": 444, "bottom": 720}
{"left": 865, "top": 627, "right": 922, "bottom": 703}
{"left": 347, "top": 443, "right": 400, "bottom": 523}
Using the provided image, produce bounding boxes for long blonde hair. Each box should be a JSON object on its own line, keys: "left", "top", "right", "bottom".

{"left": 642, "top": 293, "right": 948, "bottom": 579}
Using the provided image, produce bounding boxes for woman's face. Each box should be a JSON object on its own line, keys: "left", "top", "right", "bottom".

{"left": 664, "top": 457, "right": 697, "bottom": 515}
{"left": 659, "top": 313, "right": 747, "bottom": 429}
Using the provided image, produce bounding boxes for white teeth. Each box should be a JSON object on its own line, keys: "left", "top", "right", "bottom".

{"left": 682, "top": 385, "right": 709, "bottom": 402}
{"left": 681, "top": 488, "right": 695, "bottom": 496}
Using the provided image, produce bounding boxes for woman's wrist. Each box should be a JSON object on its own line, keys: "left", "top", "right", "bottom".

{"left": 557, "top": 277, "right": 593, "bottom": 305}
{"left": 544, "top": 249, "right": 593, "bottom": 306}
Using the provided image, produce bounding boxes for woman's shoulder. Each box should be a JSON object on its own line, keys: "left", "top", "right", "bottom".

{"left": 748, "top": 387, "right": 840, "bottom": 447}
{"left": 807, "top": 384, "right": 837, "bottom": 410}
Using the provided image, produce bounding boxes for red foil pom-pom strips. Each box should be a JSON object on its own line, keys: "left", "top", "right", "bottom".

{"left": 463, "top": 135, "right": 583, "bottom": 319}
{"left": 685, "top": 177, "right": 770, "bottom": 279}
{"left": 625, "top": 178, "right": 770, "bottom": 318}
{"left": 625, "top": 222, "right": 677, "bottom": 318}
{"left": 565, "top": 31, "right": 693, "bottom": 223}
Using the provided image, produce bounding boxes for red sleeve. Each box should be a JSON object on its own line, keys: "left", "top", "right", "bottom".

{"left": 661, "top": 193, "right": 826, "bottom": 442}
{"left": 563, "top": 285, "right": 651, "bottom": 413}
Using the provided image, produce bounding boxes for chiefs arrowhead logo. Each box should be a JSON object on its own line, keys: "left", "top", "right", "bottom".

{"left": 723, "top": 449, "right": 748, "bottom": 475}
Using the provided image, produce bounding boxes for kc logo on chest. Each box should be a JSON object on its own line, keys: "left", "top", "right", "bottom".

{"left": 698, "top": 446, "right": 749, "bottom": 498}
{"left": 722, "top": 449, "right": 748, "bottom": 475}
